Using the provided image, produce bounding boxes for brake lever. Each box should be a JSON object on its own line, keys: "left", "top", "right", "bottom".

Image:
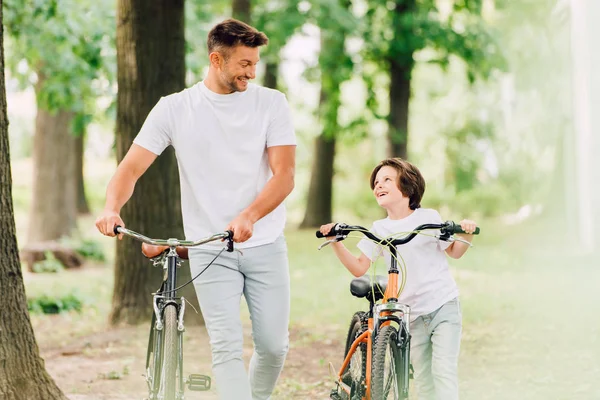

{"left": 442, "top": 235, "right": 473, "bottom": 247}
{"left": 318, "top": 235, "right": 347, "bottom": 250}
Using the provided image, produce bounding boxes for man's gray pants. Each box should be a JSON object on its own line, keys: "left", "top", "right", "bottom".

{"left": 189, "top": 236, "right": 290, "bottom": 400}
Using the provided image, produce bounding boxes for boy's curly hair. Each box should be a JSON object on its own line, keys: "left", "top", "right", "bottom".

{"left": 369, "top": 158, "right": 426, "bottom": 210}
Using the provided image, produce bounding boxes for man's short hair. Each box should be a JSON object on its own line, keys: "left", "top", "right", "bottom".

{"left": 370, "top": 158, "right": 426, "bottom": 210}
{"left": 207, "top": 19, "right": 268, "bottom": 57}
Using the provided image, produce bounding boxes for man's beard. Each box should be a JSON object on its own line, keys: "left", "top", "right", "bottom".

{"left": 222, "top": 72, "right": 248, "bottom": 93}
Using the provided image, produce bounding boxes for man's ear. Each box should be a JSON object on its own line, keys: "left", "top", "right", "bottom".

{"left": 209, "top": 52, "right": 222, "bottom": 69}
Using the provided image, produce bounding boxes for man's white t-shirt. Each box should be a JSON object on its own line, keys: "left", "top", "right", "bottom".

{"left": 356, "top": 208, "right": 458, "bottom": 321}
{"left": 133, "top": 82, "right": 297, "bottom": 249}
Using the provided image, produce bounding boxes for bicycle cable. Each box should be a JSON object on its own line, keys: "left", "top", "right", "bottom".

{"left": 153, "top": 247, "right": 228, "bottom": 296}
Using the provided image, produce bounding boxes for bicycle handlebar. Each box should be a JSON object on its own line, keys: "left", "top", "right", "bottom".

{"left": 316, "top": 221, "right": 480, "bottom": 246}
{"left": 114, "top": 226, "right": 234, "bottom": 252}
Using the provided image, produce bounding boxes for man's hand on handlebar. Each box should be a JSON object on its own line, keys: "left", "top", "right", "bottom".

{"left": 95, "top": 210, "right": 125, "bottom": 240}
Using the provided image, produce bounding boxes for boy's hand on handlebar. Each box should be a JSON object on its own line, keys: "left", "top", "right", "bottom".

{"left": 319, "top": 223, "right": 337, "bottom": 238}
{"left": 458, "top": 219, "right": 477, "bottom": 235}
{"left": 95, "top": 210, "right": 125, "bottom": 240}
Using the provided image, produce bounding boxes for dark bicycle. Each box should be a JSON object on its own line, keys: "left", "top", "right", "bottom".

{"left": 317, "top": 221, "right": 480, "bottom": 400}
{"left": 114, "top": 226, "right": 233, "bottom": 400}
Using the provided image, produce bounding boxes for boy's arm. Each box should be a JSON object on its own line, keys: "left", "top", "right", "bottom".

{"left": 445, "top": 234, "right": 473, "bottom": 259}
{"left": 445, "top": 219, "right": 477, "bottom": 259}
{"left": 331, "top": 242, "right": 371, "bottom": 277}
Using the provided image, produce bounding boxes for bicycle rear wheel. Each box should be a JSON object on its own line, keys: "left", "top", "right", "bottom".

{"left": 159, "top": 304, "right": 179, "bottom": 400}
{"left": 371, "top": 325, "right": 407, "bottom": 400}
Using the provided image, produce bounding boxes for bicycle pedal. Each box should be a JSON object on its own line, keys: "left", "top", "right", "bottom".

{"left": 187, "top": 374, "right": 211, "bottom": 391}
{"left": 329, "top": 389, "right": 343, "bottom": 400}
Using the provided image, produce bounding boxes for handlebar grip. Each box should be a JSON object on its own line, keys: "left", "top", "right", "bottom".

{"left": 316, "top": 226, "right": 337, "bottom": 238}
{"left": 225, "top": 230, "right": 234, "bottom": 252}
{"left": 451, "top": 224, "right": 480, "bottom": 235}
{"left": 114, "top": 225, "right": 122, "bottom": 235}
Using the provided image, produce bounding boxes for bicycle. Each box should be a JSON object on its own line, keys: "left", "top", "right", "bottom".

{"left": 316, "top": 221, "right": 480, "bottom": 400}
{"left": 114, "top": 225, "right": 234, "bottom": 400}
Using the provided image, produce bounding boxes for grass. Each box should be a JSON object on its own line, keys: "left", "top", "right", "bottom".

{"left": 12, "top": 157, "right": 600, "bottom": 399}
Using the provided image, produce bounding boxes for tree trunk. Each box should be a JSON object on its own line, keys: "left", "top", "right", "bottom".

{"left": 387, "top": 0, "right": 416, "bottom": 160}
{"left": 300, "top": 11, "right": 349, "bottom": 228}
{"left": 300, "top": 132, "right": 335, "bottom": 228}
{"left": 232, "top": 0, "right": 251, "bottom": 22}
{"left": 263, "top": 61, "right": 278, "bottom": 90}
{"left": 0, "top": 4, "right": 67, "bottom": 397}
{"left": 27, "top": 90, "right": 77, "bottom": 243}
{"left": 112, "top": 0, "right": 204, "bottom": 325}
{"left": 75, "top": 132, "right": 90, "bottom": 214}
{"left": 387, "top": 60, "right": 412, "bottom": 159}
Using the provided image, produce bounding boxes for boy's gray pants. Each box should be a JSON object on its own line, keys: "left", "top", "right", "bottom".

{"left": 189, "top": 236, "right": 290, "bottom": 400}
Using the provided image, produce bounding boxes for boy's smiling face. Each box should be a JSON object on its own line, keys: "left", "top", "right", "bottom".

{"left": 373, "top": 165, "right": 408, "bottom": 209}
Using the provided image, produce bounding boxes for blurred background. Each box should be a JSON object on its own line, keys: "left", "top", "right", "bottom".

{"left": 3, "top": 0, "right": 599, "bottom": 399}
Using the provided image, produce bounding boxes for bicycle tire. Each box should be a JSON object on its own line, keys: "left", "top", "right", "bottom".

{"left": 146, "top": 316, "right": 163, "bottom": 396}
{"left": 341, "top": 311, "right": 367, "bottom": 400}
{"left": 160, "top": 304, "right": 179, "bottom": 400}
{"left": 371, "top": 325, "right": 407, "bottom": 400}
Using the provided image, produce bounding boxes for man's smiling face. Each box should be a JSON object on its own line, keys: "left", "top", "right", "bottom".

{"left": 218, "top": 45, "right": 259, "bottom": 93}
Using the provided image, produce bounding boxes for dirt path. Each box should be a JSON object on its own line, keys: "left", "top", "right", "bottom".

{"left": 43, "top": 323, "right": 344, "bottom": 399}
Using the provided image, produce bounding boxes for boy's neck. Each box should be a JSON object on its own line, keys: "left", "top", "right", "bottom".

{"left": 386, "top": 205, "right": 415, "bottom": 220}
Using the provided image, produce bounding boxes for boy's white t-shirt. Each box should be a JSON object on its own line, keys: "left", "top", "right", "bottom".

{"left": 133, "top": 82, "right": 297, "bottom": 249}
{"left": 356, "top": 208, "right": 458, "bottom": 321}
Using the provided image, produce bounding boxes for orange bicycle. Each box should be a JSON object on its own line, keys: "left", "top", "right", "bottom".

{"left": 316, "top": 221, "right": 479, "bottom": 400}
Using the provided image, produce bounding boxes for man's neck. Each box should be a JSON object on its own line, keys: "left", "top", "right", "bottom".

{"left": 204, "top": 70, "right": 233, "bottom": 94}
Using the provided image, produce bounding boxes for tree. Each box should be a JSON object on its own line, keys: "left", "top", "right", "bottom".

{"left": 300, "top": 0, "right": 355, "bottom": 227}
{"left": 4, "top": 0, "right": 114, "bottom": 241}
{"left": 232, "top": 0, "right": 251, "bottom": 22}
{"left": 363, "top": 0, "right": 503, "bottom": 159}
{"left": 0, "top": 3, "right": 67, "bottom": 398}
{"left": 111, "top": 0, "right": 189, "bottom": 325}
{"left": 254, "top": 0, "right": 306, "bottom": 90}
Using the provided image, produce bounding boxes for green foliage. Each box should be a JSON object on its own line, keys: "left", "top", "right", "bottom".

{"left": 4, "top": 0, "right": 116, "bottom": 129}
{"left": 27, "top": 292, "right": 83, "bottom": 314}
{"left": 361, "top": 0, "right": 506, "bottom": 118}
{"left": 184, "top": 1, "right": 230, "bottom": 83}
{"left": 253, "top": 0, "right": 309, "bottom": 64}
{"left": 444, "top": 119, "right": 494, "bottom": 192}
{"left": 312, "top": 0, "right": 358, "bottom": 139}
{"left": 74, "top": 239, "right": 106, "bottom": 262}
{"left": 32, "top": 251, "right": 64, "bottom": 273}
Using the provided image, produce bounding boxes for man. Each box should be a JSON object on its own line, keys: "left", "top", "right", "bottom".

{"left": 95, "top": 19, "right": 296, "bottom": 400}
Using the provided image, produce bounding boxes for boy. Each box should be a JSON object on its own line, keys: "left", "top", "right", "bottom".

{"left": 319, "top": 157, "right": 477, "bottom": 400}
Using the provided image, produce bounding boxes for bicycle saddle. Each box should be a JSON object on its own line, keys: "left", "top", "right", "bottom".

{"left": 141, "top": 243, "right": 189, "bottom": 260}
{"left": 350, "top": 275, "right": 388, "bottom": 302}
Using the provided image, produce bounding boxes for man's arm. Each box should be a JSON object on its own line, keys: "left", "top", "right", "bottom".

{"left": 95, "top": 144, "right": 158, "bottom": 237}
{"left": 227, "top": 145, "right": 296, "bottom": 242}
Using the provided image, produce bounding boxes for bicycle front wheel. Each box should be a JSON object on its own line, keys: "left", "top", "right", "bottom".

{"left": 160, "top": 304, "right": 179, "bottom": 400}
{"left": 341, "top": 311, "right": 367, "bottom": 400}
{"left": 371, "top": 325, "right": 407, "bottom": 400}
